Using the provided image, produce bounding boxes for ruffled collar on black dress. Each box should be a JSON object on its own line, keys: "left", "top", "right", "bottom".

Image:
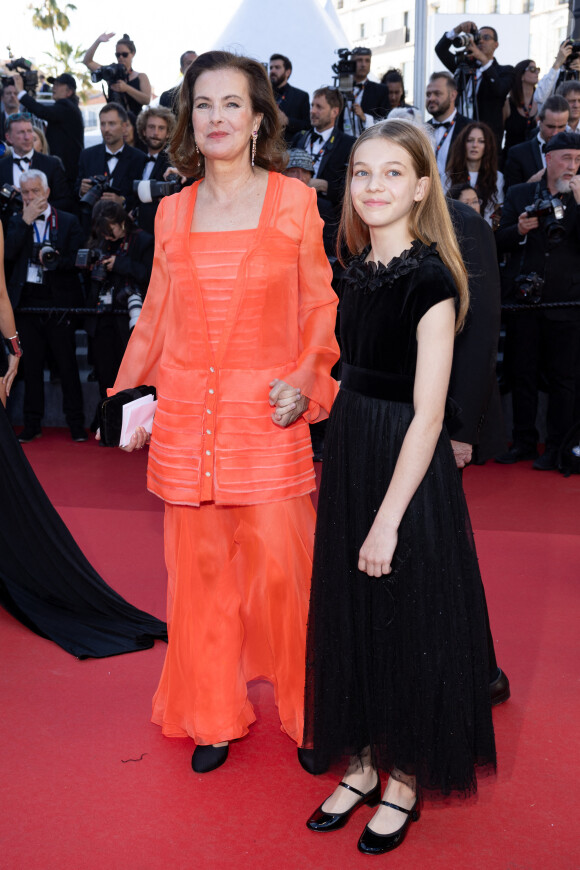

{"left": 343, "top": 239, "right": 439, "bottom": 294}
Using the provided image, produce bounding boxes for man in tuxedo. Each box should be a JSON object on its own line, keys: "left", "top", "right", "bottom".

{"left": 426, "top": 71, "right": 470, "bottom": 177}
{"left": 435, "top": 21, "right": 514, "bottom": 149}
{"left": 134, "top": 106, "right": 175, "bottom": 234}
{"left": 340, "top": 47, "right": 390, "bottom": 137}
{"left": 496, "top": 132, "right": 580, "bottom": 470}
{"left": 269, "top": 54, "right": 310, "bottom": 144}
{"left": 76, "top": 103, "right": 146, "bottom": 231}
{"left": 3, "top": 169, "right": 86, "bottom": 443}
{"left": 0, "top": 82, "right": 21, "bottom": 142}
{"left": 0, "top": 114, "right": 73, "bottom": 216}
{"left": 12, "top": 71, "right": 84, "bottom": 189}
{"left": 291, "top": 87, "right": 355, "bottom": 214}
{"left": 557, "top": 80, "right": 580, "bottom": 133}
{"left": 159, "top": 50, "right": 197, "bottom": 115}
{"left": 504, "top": 95, "right": 569, "bottom": 190}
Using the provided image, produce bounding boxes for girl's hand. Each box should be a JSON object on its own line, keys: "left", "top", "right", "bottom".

{"left": 121, "top": 425, "right": 150, "bottom": 452}
{"left": 358, "top": 520, "right": 398, "bottom": 578}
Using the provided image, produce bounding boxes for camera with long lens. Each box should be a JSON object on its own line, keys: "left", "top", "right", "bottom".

{"left": 3, "top": 57, "right": 38, "bottom": 95}
{"left": 91, "top": 63, "right": 128, "bottom": 87}
{"left": 0, "top": 182, "right": 23, "bottom": 216}
{"left": 513, "top": 272, "right": 544, "bottom": 304}
{"left": 76, "top": 248, "right": 108, "bottom": 283}
{"left": 76, "top": 247, "right": 113, "bottom": 311}
{"left": 332, "top": 48, "right": 357, "bottom": 99}
{"left": 115, "top": 282, "right": 143, "bottom": 330}
{"left": 452, "top": 30, "right": 481, "bottom": 50}
{"left": 133, "top": 173, "right": 182, "bottom": 204}
{"left": 524, "top": 197, "right": 566, "bottom": 243}
{"left": 79, "top": 175, "right": 123, "bottom": 213}
{"left": 564, "top": 38, "right": 580, "bottom": 69}
{"left": 32, "top": 242, "right": 60, "bottom": 271}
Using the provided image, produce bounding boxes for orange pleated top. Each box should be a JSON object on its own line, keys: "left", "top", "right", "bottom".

{"left": 111, "top": 172, "right": 340, "bottom": 507}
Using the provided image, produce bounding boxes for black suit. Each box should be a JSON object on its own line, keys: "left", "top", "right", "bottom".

{"left": 4, "top": 208, "right": 85, "bottom": 429}
{"left": 159, "top": 85, "right": 180, "bottom": 114}
{"left": 76, "top": 143, "right": 147, "bottom": 207}
{"left": 496, "top": 181, "right": 580, "bottom": 451}
{"left": 134, "top": 150, "right": 171, "bottom": 235}
{"left": 0, "top": 151, "right": 73, "bottom": 213}
{"left": 435, "top": 35, "right": 514, "bottom": 148}
{"left": 274, "top": 83, "right": 310, "bottom": 144}
{"left": 291, "top": 127, "right": 355, "bottom": 211}
{"left": 447, "top": 198, "right": 505, "bottom": 460}
{"left": 503, "top": 137, "right": 544, "bottom": 190}
{"left": 427, "top": 112, "right": 471, "bottom": 170}
{"left": 19, "top": 94, "right": 84, "bottom": 186}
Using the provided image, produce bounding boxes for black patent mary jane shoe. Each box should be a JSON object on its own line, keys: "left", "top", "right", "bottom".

{"left": 357, "top": 798, "right": 420, "bottom": 855}
{"left": 306, "top": 776, "right": 382, "bottom": 832}
{"left": 191, "top": 743, "right": 229, "bottom": 773}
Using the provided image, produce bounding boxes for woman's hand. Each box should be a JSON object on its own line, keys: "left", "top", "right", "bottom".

{"left": 121, "top": 425, "right": 150, "bottom": 452}
{"left": 109, "top": 80, "right": 128, "bottom": 93}
{"left": 269, "top": 378, "right": 309, "bottom": 428}
{"left": 98, "top": 32, "right": 115, "bottom": 44}
{"left": 1, "top": 354, "right": 19, "bottom": 397}
{"left": 358, "top": 519, "right": 398, "bottom": 578}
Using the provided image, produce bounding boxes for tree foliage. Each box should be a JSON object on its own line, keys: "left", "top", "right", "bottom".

{"left": 28, "top": 0, "right": 92, "bottom": 101}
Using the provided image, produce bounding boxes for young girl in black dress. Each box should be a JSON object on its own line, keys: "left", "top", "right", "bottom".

{"left": 303, "top": 119, "right": 496, "bottom": 854}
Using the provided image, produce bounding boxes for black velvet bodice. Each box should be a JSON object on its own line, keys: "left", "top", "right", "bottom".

{"left": 339, "top": 241, "right": 458, "bottom": 382}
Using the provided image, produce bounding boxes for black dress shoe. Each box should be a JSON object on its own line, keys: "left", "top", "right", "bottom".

{"left": 297, "top": 747, "right": 329, "bottom": 775}
{"left": 490, "top": 668, "right": 511, "bottom": 706}
{"left": 191, "top": 743, "right": 229, "bottom": 773}
{"left": 532, "top": 450, "right": 558, "bottom": 471}
{"left": 306, "top": 775, "right": 381, "bottom": 832}
{"left": 357, "top": 797, "right": 420, "bottom": 855}
{"left": 18, "top": 426, "right": 42, "bottom": 444}
{"left": 495, "top": 444, "right": 538, "bottom": 464}
{"left": 70, "top": 425, "right": 88, "bottom": 442}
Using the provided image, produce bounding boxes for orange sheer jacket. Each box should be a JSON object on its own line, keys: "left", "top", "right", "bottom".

{"left": 111, "top": 172, "right": 340, "bottom": 506}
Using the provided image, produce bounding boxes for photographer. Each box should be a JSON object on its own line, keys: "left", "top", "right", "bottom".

{"left": 534, "top": 39, "right": 580, "bottom": 112}
{"left": 291, "top": 87, "right": 355, "bottom": 214}
{"left": 435, "top": 21, "right": 514, "bottom": 149}
{"left": 83, "top": 200, "right": 153, "bottom": 409}
{"left": 82, "top": 32, "right": 151, "bottom": 117}
{"left": 504, "top": 94, "right": 569, "bottom": 190}
{"left": 557, "top": 80, "right": 580, "bottom": 133}
{"left": 133, "top": 106, "right": 175, "bottom": 234}
{"left": 495, "top": 132, "right": 580, "bottom": 470}
{"left": 76, "top": 104, "right": 146, "bottom": 233}
{"left": 3, "top": 169, "right": 86, "bottom": 443}
{"left": 0, "top": 82, "right": 21, "bottom": 141}
{"left": 339, "top": 47, "right": 390, "bottom": 137}
{"left": 0, "top": 113, "right": 73, "bottom": 221}
{"left": 12, "top": 72, "right": 84, "bottom": 188}
{"left": 159, "top": 50, "right": 197, "bottom": 115}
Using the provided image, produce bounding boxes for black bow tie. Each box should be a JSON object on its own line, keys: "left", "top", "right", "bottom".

{"left": 145, "top": 154, "right": 158, "bottom": 162}
{"left": 432, "top": 121, "right": 452, "bottom": 130}
{"left": 311, "top": 132, "right": 323, "bottom": 145}
{"left": 36, "top": 214, "right": 46, "bottom": 221}
{"left": 13, "top": 156, "right": 31, "bottom": 168}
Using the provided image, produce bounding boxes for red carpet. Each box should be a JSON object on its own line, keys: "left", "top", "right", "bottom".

{"left": 1, "top": 431, "right": 579, "bottom": 869}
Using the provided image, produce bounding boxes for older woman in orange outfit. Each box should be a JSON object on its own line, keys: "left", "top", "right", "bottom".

{"left": 110, "top": 51, "right": 339, "bottom": 773}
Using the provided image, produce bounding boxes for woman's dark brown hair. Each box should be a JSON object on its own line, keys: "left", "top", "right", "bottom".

{"left": 116, "top": 34, "right": 136, "bottom": 55}
{"left": 446, "top": 121, "right": 499, "bottom": 217}
{"left": 169, "top": 50, "right": 287, "bottom": 177}
{"left": 89, "top": 200, "right": 135, "bottom": 246}
{"left": 509, "top": 59, "right": 535, "bottom": 108}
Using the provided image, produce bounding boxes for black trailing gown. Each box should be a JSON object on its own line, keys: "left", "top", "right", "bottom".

{"left": 303, "top": 242, "right": 496, "bottom": 796}
{"left": 0, "top": 399, "right": 167, "bottom": 658}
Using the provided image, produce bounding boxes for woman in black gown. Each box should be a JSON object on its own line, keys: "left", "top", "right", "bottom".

{"left": 0, "top": 224, "right": 167, "bottom": 658}
{"left": 303, "top": 120, "right": 496, "bottom": 855}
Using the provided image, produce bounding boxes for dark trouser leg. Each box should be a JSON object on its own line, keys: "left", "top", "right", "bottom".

{"left": 45, "top": 315, "right": 85, "bottom": 427}
{"left": 91, "top": 314, "right": 130, "bottom": 400}
{"left": 542, "top": 317, "right": 580, "bottom": 451}
{"left": 16, "top": 314, "right": 47, "bottom": 428}
{"left": 504, "top": 310, "right": 541, "bottom": 447}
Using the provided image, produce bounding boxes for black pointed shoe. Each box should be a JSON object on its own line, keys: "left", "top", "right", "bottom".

{"left": 297, "top": 747, "right": 329, "bottom": 775}
{"left": 357, "top": 797, "right": 420, "bottom": 854}
{"left": 306, "top": 776, "right": 382, "bottom": 832}
{"left": 191, "top": 743, "right": 229, "bottom": 773}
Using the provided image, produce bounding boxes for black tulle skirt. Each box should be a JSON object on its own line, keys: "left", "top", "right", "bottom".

{"left": 0, "top": 403, "right": 167, "bottom": 658}
{"left": 303, "top": 388, "right": 496, "bottom": 796}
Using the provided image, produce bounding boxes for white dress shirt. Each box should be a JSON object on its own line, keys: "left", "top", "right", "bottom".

{"left": 12, "top": 149, "right": 35, "bottom": 187}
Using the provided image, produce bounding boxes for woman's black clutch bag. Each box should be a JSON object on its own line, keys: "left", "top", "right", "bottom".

{"left": 99, "top": 385, "right": 157, "bottom": 447}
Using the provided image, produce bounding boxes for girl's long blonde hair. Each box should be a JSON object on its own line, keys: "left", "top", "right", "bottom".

{"left": 338, "top": 119, "right": 469, "bottom": 331}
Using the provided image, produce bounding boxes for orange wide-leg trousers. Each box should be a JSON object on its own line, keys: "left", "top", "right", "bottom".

{"left": 151, "top": 496, "right": 315, "bottom": 746}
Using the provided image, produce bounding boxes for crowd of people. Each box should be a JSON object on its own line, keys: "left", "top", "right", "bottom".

{"left": 4, "top": 22, "right": 578, "bottom": 857}
{"left": 1, "top": 26, "right": 579, "bottom": 468}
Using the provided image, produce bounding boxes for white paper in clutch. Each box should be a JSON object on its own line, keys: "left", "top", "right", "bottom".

{"left": 119, "top": 395, "right": 158, "bottom": 447}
